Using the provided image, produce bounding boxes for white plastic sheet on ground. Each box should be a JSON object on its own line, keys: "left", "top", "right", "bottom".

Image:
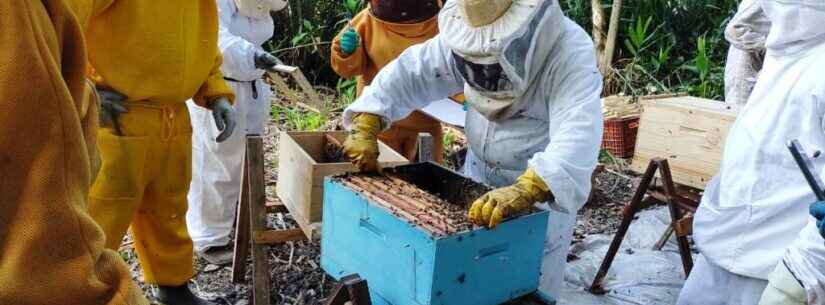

{"left": 560, "top": 206, "right": 696, "bottom": 305}
{"left": 420, "top": 99, "right": 467, "bottom": 127}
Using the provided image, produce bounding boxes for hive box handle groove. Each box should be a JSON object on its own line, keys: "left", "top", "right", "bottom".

{"left": 476, "top": 243, "right": 510, "bottom": 259}
{"left": 359, "top": 218, "right": 387, "bottom": 241}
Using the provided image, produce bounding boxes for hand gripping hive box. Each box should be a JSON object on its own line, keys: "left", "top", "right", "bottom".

{"left": 321, "top": 163, "right": 550, "bottom": 305}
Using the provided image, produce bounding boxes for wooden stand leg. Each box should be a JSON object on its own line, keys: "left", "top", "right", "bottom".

{"left": 231, "top": 147, "right": 252, "bottom": 284}
{"left": 652, "top": 224, "right": 674, "bottom": 251}
{"left": 232, "top": 135, "right": 313, "bottom": 303}
{"left": 657, "top": 160, "right": 694, "bottom": 275}
{"left": 246, "top": 136, "right": 271, "bottom": 305}
{"left": 324, "top": 274, "right": 372, "bottom": 305}
{"left": 589, "top": 160, "right": 660, "bottom": 294}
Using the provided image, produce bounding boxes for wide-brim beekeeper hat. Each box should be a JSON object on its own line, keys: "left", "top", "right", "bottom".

{"left": 438, "top": 0, "right": 542, "bottom": 58}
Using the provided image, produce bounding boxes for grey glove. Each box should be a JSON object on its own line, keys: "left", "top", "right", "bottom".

{"left": 97, "top": 87, "right": 128, "bottom": 135}
{"left": 254, "top": 50, "right": 281, "bottom": 70}
{"left": 208, "top": 97, "right": 236, "bottom": 143}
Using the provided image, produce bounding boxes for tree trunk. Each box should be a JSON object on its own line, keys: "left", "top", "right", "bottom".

{"left": 601, "top": 0, "right": 623, "bottom": 73}
{"left": 592, "top": 0, "right": 607, "bottom": 74}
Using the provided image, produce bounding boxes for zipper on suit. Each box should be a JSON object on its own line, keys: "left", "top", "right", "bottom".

{"left": 483, "top": 120, "right": 494, "bottom": 181}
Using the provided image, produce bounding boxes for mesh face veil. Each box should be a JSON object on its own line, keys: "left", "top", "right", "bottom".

{"left": 452, "top": 52, "right": 514, "bottom": 94}
{"left": 369, "top": 0, "right": 441, "bottom": 23}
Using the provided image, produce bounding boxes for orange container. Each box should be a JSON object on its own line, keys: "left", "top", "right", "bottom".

{"left": 602, "top": 117, "right": 640, "bottom": 158}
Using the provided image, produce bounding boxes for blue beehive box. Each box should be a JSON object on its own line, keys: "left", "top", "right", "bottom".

{"left": 321, "top": 163, "right": 550, "bottom": 305}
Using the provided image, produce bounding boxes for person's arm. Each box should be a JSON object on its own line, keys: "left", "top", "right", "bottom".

{"left": 722, "top": 0, "right": 769, "bottom": 106}
{"left": 217, "top": 0, "right": 268, "bottom": 81}
{"left": 343, "top": 35, "right": 464, "bottom": 129}
{"left": 724, "top": 46, "right": 762, "bottom": 105}
{"left": 193, "top": 51, "right": 235, "bottom": 107}
{"left": 330, "top": 15, "right": 368, "bottom": 79}
{"left": 528, "top": 47, "right": 604, "bottom": 215}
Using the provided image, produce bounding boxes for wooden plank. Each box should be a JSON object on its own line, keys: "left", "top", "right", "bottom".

{"left": 247, "top": 136, "right": 270, "bottom": 305}
{"left": 266, "top": 65, "right": 325, "bottom": 114}
{"left": 630, "top": 96, "right": 739, "bottom": 189}
{"left": 231, "top": 149, "right": 251, "bottom": 284}
{"left": 290, "top": 132, "right": 325, "bottom": 163}
{"left": 253, "top": 228, "right": 307, "bottom": 244}
{"left": 276, "top": 132, "right": 316, "bottom": 225}
{"left": 279, "top": 194, "right": 322, "bottom": 240}
{"left": 271, "top": 64, "right": 299, "bottom": 74}
{"left": 276, "top": 131, "right": 409, "bottom": 225}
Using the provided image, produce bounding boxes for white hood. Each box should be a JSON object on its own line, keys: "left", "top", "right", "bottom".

{"left": 725, "top": 0, "right": 771, "bottom": 51}
{"left": 439, "top": 0, "right": 564, "bottom": 120}
{"left": 498, "top": 0, "right": 563, "bottom": 96}
{"left": 234, "top": 0, "right": 287, "bottom": 19}
{"left": 762, "top": 0, "right": 825, "bottom": 55}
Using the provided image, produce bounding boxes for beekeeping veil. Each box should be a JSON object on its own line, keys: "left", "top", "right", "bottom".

{"left": 761, "top": 0, "right": 825, "bottom": 55}
{"left": 235, "top": 0, "right": 288, "bottom": 19}
{"left": 439, "top": 0, "right": 563, "bottom": 121}
{"left": 369, "top": 0, "right": 442, "bottom": 23}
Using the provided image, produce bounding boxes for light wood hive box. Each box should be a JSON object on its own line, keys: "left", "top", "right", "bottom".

{"left": 276, "top": 131, "right": 408, "bottom": 231}
{"left": 631, "top": 96, "right": 740, "bottom": 190}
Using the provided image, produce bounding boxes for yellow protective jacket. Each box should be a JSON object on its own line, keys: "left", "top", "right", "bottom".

{"left": 0, "top": 1, "right": 148, "bottom": 305}
{"left": 331, "top": 9, "right": 445, "bottom": 162}
{"left": 331, "top": 9, "right": 439, "bottom": 96}
{"left": 82, "top": 0, "right": 234, "bottom": 106}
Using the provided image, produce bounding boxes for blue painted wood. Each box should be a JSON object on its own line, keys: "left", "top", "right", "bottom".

{"left": 321, "top": 178, "right": 550, "bottom": 305}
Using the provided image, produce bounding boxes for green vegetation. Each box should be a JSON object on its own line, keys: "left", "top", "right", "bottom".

{"left": 272, "top": 104, "right": 325, "bottom": 131}
{"left": 563, "top": 0, "right": 737, "bottom": 99}
{"left": 267, "top": 0, "right": 365, "bottom": 87}
{"left": 268, "top": 0, "right": 740, "bottom": 131}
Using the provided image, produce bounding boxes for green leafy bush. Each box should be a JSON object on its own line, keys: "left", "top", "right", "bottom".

{"left": 564, "top": 0, "right": 738, "bottom": 99}
{"left": 267, "top": 0, "right": 365, "bottom": 87}
{"left": 266, "top": 0, "right": 739, "bottom": 101}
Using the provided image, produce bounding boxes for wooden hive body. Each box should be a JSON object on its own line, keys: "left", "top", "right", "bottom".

{"left": 321, "top": 163, "right": 550, "bottom": 305}
{"left": 631, "top": 97, "right": 739, "bottom": 189}
{"left": 276, "top": 131, "right": 408, "bottom": 238}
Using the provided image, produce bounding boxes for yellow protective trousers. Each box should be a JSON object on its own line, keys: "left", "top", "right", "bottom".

{"left": 89, "top": 101, "right": 196, "bottom": 286}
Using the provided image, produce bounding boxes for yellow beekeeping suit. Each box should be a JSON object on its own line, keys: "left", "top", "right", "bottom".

{"left": 331, "top": 9, "right": 445, "bottom": 163}
{"left": 0, "top": 1, "right": 148, "bottom": 305}
{"left": 83, "top": 0, "right": 235, "bottom": 286}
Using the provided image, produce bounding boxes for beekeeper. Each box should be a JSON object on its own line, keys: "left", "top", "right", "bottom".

{"left": 84, "top": 1, "right": 236, "bottom": 304}
{"left": 676, "top": 1, "right": 825, "bottom": 304}
{"left": 0, "top": 1, "right": 149, "bottom": 304}
{"left": 759, "top": 2, "right": 825, "bottom": 302}
{"left": 342, "top": 0, "right": 603, "bottom": 298}
{"left": 186, "top": 0, "right": 286, "bottom": 265}
{"left": 723, "top": 0, "right": 770, "bottom": 105}
{"left": 330, "top": 0, "right": 448, "bottom": 163}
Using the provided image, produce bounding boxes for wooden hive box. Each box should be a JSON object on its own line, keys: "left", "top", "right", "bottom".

{"left": 631, "top": 96, "right": 740, "bottom": 190}
{"left": 276, "top": 131, "right": 408, "bottom": 238}
{"left": 321, "top": 163, "right": 550, "bottom": 305}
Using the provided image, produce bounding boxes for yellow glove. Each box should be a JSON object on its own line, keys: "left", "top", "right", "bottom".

{"left": 468, "top": 168, "right": 551, "bottom": 228}
{"left": 343, "top": 113, "right": 383, "bottom": 172}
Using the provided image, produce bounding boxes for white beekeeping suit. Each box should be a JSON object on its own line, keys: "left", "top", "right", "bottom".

{"left": 186, "top": 0, "right": 284, "bottom": 260}
{"left": 344, "top": 0, "right": 603, "bottom": 298}
{"left": 723, "top": 0, "right": 770, "bottom": 105}
{"left": 768, "top": 0, "right": 825, "bottom": 303}
{"left": 676, "top": 0, "right": 825, "bottom": 304}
